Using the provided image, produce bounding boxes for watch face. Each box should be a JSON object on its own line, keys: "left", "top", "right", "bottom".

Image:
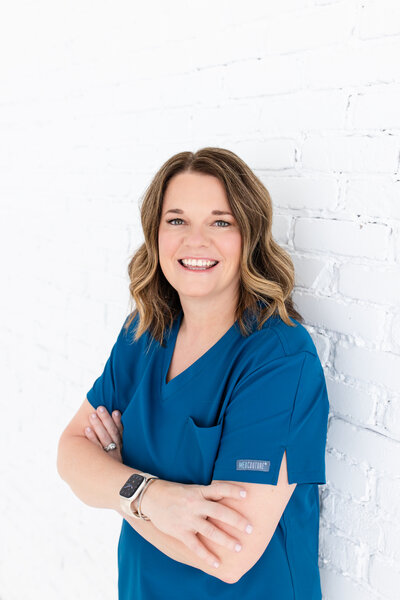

{"left": 119, "top": 474, "right": 144, "bottom": 499}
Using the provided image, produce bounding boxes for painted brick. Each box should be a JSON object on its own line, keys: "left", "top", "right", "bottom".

{"left": 338, "top": 262, "right": 400, "bottom": 305}
{"left": 382, "top": 396, "right": 400, "bottom": 439}
{"left": 329, "top": 494, "right": 382, "bottom": 549}
{"left": 319, "top": 528, "right": 364, "bottom": 579}
{"left": 259, "top": 90, "right": 347, "bottom": 133}
{"left": 224, "top": 53, "right": 304, "bottom": 96}
{"left": 265, "top": 2, "right": 357, "bottom": 54}
{"left": 271, "top": 213, "right": 292, "bottom": 244}
{"left": 358, "top": 0, "right": 400, "bottom": 39}
{"left": 292, "top": 291, "right": 386, "bottom": 342}
{"left": 226, "top": 0, "right": 310, "bottom": 23}
{"left": 193, "top": 102, "right": 260, "bottom": 137}
{"left": 377, "top": 477, "right": 400, "bottom": 520}
{"left": 320, "top": 568, "right": 382, "bottom": 600}
{"left": 390, "top": 312, "right": 400, "bottom": 352}
{"left": 266, "top": 175, "right": 339, "bottom": 210}
{"left": 292, "top": 254, "right": 333, "bottom": 290}
{"left": 353, "top": 84, "right": 400, "bottom": 129}
{"left": 327, "top": 418, "right": 400, "bottom": 476}
{"left": 369, "top": 555, "right": 400, "bottom": 600}
{"left": 303, "top": 37, "right": 400, "bottom": 88}
{"left": 326, "top": 378, "right": 376, "bottom": 424}
{"left": 294, "top": 217, "right": 390, "bottom": 259}
{"left": 345, "top": 177, "right": 400, "bottom": 220}
{"left": 310, "top": 331, "right": 331, "bottom": 367}
{"left": 325, "top": 453, "right": 369, "bottom": 501}
{"left": 381, "top": 519, "right": 400, "bottom": 562}
{"left": 335, "top": 344, "right": 400, "bottom": 391}
{"left": 302, "top": 134, "right": 399, "bottom": 174}
{"left": 236, "top": 138, "right": 297, "bottom": 170}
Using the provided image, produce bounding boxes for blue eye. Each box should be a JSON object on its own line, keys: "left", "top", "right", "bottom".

{"left": 167, "top": 218, "right": 184, "bottom": 225}
{"left": 166, "top": 219, "right": 231, "bottom": 227}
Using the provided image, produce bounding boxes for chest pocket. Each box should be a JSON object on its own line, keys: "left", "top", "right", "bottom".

{"left": 175, "top": 416, "right": 223, "bottom": 486}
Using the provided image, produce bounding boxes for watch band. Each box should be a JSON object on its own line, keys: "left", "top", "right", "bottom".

{"left": 131, "top": 476, "right": 159, "bottom": 521}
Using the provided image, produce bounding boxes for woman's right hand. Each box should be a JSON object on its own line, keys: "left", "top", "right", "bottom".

{"left": 141, "top": 479, "right": 253, "bottom": 569}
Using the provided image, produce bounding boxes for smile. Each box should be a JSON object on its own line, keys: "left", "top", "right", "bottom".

{"left": 177, "top": 259, "right": 219, "bottom": 272}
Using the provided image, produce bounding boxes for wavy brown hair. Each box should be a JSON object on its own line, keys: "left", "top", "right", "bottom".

{"left": 123, "top": 147, "right": 303, "bottom": 348}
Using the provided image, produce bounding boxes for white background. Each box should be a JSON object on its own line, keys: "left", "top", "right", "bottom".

{"left": 1, "top": 1, "right": 399, "bottom": 598}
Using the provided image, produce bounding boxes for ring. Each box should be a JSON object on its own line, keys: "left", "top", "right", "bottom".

{"left": 104, "top": 442, "right": 117, "bottom": 452}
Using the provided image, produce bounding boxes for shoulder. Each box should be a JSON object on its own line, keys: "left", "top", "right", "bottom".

{"left": 233, "top": 313, "right": 320, "bottom": 376}
{"left": 115, "top": 311, "right": 153, "bottom": 355}
{"left": 261, "top": 314, "right": 318, "bottom": 358}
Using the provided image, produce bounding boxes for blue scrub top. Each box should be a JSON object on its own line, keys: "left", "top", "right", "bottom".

{"left": 87, "top": 307, "right": 329, "bottom": 600}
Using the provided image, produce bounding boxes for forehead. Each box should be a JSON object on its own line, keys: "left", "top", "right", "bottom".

{"left": 163, "top": 172, "right": 230, "bottom": 210}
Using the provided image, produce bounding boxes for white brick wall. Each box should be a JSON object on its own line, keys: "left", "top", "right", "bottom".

{"left": 1, "top": 1, "right": 399, "bottom": 598}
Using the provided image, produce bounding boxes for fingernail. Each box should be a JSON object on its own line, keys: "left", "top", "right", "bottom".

{"left": 240, "top": 490, "right": 246, "bottom": 498}
{"left": 99, "top": 406, "right": 105, "bottom": 413}
{"left": 235, "top": 544, "right": 242, "bottom": 552}
{"left": 213, "top": 561, "right": 220, "bottom": 568}
{"left": 246, "top": 524, "right": 253, "bottom": 534}
{"left": 113, "top": 411, "right": 120, "bottom": 416}
{"left": 85, "top": 427, "right": 91, "bottom": 433}
{"left": 91, "top": 413, "right": 97, "bottom": 419}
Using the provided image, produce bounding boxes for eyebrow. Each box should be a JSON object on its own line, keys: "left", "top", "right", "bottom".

{"left": 163, "top": 208, "right": 233, "bottom": 216}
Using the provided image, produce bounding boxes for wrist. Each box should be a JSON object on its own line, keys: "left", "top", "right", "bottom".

{"left": 118, "top": 471, "right": 161, "bottom": 520}
{"left": 140, "top": 477, "right": 163, "bottom": 519}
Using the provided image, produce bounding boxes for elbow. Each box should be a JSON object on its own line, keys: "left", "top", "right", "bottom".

{"left": 224, "top": 571, "right": 242, "bottom": 585}
{"left": 207, "top": 563, "right": 239, "bottom": 585}
{"left": 56, "top": 431, "right": 74, "bottom": 482}
{"left": 223, "top": 564, "right": 253, "bottom": 584}
{"left": 218, "top": 566, "right": 245, "bottom": 585}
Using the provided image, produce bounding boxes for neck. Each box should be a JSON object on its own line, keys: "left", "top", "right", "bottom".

{"left": 178, "top": 297, "right": 238, "bottom": 342}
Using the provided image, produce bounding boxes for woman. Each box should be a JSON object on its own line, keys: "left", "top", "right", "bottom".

{"left": 57, "top": 147, "right": 329, "bottom": 599}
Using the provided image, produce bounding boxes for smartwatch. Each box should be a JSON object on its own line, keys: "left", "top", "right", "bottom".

{"left": 119, "top": 472, "right": 158, "bottom": 518}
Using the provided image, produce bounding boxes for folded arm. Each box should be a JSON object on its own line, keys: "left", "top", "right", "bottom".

{"left": 57, "top": 398, "right": 296, "bottom": 584}
{"left": 57, "top": 398, "right": 233, "bottom": 582}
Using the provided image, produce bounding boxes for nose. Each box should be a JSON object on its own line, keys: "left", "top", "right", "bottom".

{"left": 183, "top": 224, "right": 210, "bottom": 246}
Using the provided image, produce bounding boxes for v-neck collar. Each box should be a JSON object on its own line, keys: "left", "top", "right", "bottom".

{"left": 160, "top": 309, "right": 239, "bottom": 399}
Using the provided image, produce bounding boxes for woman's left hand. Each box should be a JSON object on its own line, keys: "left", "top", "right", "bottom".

{"left": 84, "top": 406, "right": 124, "bottom": 463}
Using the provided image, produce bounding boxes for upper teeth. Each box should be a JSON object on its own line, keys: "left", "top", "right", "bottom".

{"left": 181, "top": 259, "right": 218, "bottom": 267}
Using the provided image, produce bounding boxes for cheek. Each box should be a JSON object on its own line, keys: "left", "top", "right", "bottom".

{"left": 221, "top": 232, "right": 242, "bottom": 263}
{"left": 158, "top": 229, "right": 179, "bottom": 260}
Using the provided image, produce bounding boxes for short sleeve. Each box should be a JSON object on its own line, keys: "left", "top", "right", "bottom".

{"left": 86, "top": 314, "right": 137, "bottom": 415}
{"left": 212, "top": 351, "right": 329, "bottom": 486}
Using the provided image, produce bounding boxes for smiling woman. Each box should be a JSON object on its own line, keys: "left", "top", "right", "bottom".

{"left": 157, "top": 170, "right": 243, "bottom": 331}
{"left": 57, "top": 147, "right": 329, "bottom": 600}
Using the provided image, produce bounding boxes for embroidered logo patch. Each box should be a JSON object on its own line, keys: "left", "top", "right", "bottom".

{"left": 236, "top": 459, "right": 270, "bottom": 472}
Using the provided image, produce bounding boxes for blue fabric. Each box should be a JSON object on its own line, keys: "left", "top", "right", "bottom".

{"left": 87, "top": 308, "right": 329, "bottom": 600}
